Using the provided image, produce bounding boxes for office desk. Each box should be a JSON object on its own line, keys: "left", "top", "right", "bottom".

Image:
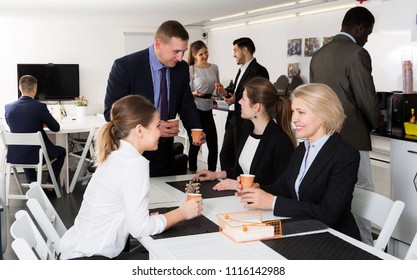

{"left": 0, "top": 116, "right": 105, "bottom": 194}
{"left": 141, "top": 175, "right": 398, "bottom": 260}
{"left": 51, "top": 116, "right": 106, "bottom": 193}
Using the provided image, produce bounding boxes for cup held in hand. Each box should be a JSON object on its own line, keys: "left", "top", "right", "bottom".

{"left": 240, "top": 174, "right": 255, "bottom": 189}
{"left": 186, "top": 193, "right": 202, "bottom": 201}
{"left": 191, "top": 128, "right": 203, "bottom": 143}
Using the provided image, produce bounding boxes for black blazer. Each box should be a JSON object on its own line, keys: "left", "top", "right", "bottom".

{"left": 4, "top": 96, "right": 60, "bottom": 164}
{"left": 104, "top": 48, "right": 200, "bottom": 130}
{"left": 104, "top": 48, "right": 201, "bottom": 176}
{"left": 226, "top": 120, "right": 294, "bottom": 187}
{"left": 264, "top": 133, "right": 361, "bottom": 240}
{"left": 233, "top": 58, "right": 269, "bottom": 138}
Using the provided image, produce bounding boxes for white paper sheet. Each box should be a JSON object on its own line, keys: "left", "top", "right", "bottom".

{"left": 149, "top": 185, "right": 177, "bottom": 205}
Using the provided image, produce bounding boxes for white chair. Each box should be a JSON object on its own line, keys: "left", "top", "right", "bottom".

{"left": 69, "top": 128, "right": 96, "bottom": 193}
{"left": 351, "top": 187, "right": 405, "bottom": 251}
{"left": 0, "top": 131, "right": 61, "bottom": 206}
{"left": 26, "top": 182, "right": 67, "bottom": 255}
{"left": 10, "top": 210, "right": 55, "bottom": 260}
{"left": 404, "top": 232, "right": 417, "bottom": 260}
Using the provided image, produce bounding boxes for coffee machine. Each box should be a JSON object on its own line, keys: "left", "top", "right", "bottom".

{"left": 391, "top": 92, "right": 417, "bottom": 134}
{"left": 376, "top": 92, "right": 393, "bottom": 132}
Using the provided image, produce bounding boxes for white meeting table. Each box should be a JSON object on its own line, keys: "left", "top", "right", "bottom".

{"left": 142, "top": 174, "right": 398, "bottom": 260}
{"left": 48, "top": 115, "right": 106, "bottom": 193}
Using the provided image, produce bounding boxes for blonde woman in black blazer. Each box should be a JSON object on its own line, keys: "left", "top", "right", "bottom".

{"left": 241, "top": 83, "right": 361, "bottom": 240}
{"left": 193, "top": 77, "right": 296, "bottom": 190}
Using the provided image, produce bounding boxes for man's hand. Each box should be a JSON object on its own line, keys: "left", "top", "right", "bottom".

{"left": 224, "top": 94, "right": 235, "bottom": 105}
{"left": 159, "top": 120, "right": 179, "bottom": 138}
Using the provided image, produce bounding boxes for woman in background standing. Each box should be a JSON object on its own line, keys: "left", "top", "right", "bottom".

{"left": 188, "top": 40, "right": 219, "bottom": 172}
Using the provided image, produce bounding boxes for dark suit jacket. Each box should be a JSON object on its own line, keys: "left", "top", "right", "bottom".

{"left": 310, "top": 34, "right": 379, "bottom": 151}
{"left": 104, "top": 48, "right": 201, "bottom": 176}
{"left": 264, "top": 133, "right": 361, "bottom": 240}
{"left": 233, "top": 58, "right": 269, "bottom": 138}
{"left": 4, "top": 96, "right": 60, "bottom": 164}
{"left": 226, "top": 120, "right": 294, "bottom": 186}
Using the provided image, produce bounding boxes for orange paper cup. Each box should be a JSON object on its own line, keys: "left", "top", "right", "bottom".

{"left": 186, "top": 193, "right": 202, "bottom": 201}
{"left": 240, "top": 174, "right": 255, "bottom": 189}
{"left": 191, "top": 128, "right": 203, "bottom": 143}
{"left": 167, "top": 119, "right": 179, "bottom": 126}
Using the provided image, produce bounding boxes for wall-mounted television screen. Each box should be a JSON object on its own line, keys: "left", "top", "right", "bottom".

{"left": 17, "top": 63, "right": 80, "bottom": 101}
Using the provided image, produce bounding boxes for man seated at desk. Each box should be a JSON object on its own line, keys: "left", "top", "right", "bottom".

{"left": 4, "top": 75, "right": 66, "bottom": 194}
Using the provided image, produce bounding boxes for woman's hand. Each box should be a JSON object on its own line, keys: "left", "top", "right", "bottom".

{"left": 192, "top": 170, "right": 225, "bottom": 182}
{"left": 179, "top": 197, "right": 203, "bottom": 220}
{"left": 213, "top": 179, "right": 238, "bottom": 191}
{"left": 240, "top": 188, "right": 274, "bottom": 210}
{"left": 193, "top": 91, "right": 206, "bottom": 97}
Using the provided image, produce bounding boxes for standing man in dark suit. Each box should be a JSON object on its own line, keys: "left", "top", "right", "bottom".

{"left": 104, "top": 20, "right": 203, "bottom": 177}
{"left": 5, "top": 75, "right": 66, "bottom": 186}
{"left": 217, "top": 37, "right": 269, "bottom": 170}
{"left": 310, "top": 7, "right": 379, "bottom": 245}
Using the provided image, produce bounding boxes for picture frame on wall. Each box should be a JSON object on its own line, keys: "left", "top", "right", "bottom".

{"left": 304, "top": 37, "right": 320, "bottom": 57}
{"left": 287, "top": 38, "right": 302, "bottom": 57}
{"left": 288, "top": 63, "right": 300, "bottom": 78}
{"left": 323, "top": 36, "right": 334, "bottom": 46}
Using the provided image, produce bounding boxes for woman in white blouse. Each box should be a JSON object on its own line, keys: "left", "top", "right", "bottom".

{"left": 60, "top": 95, "right": 202, "bottom": 260}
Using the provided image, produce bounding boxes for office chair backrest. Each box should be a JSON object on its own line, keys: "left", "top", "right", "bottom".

{"left": 351, "top": 187, "right": 405, "bottom": 251}
{"left": 287, "top": 75, "right": 304, "bottom": 96}
{"left": 26, "top": 183, "right": 67, "bottom": 254}
{"left": 10, "top": 210, "right": 55, "bottom": 260}
{"left": 0, "top": 131, "right": 61, "bottom": 206}
{"left": 273, "top": 75, "right": 289, "bottom": 96}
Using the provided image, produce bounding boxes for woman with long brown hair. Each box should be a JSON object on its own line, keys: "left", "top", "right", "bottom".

{"left": 193, "top": 77, "right": 295, "bottom": 190}
{"left": 60, "top": 95, "right": 202, "bottom": 260}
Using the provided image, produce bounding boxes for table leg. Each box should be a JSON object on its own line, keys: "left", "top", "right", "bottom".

{"left": 54, "top": 134, "right": 70, "bottom": 193}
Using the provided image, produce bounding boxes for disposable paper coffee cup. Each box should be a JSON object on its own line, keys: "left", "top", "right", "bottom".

{"left": 167, "top": 119, "right": 179, "bottom": 126}
{"left": 186, "top": 193, "right": 202, "bottom": 201}
{"left": 191, "top": 128, "right": 203, "bottom": 143}
{"left": 240, "top": 174, "right": 255, "bottom": 189}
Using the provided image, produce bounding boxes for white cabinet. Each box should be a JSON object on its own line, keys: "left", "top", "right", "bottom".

{"left": 175, "top": 109, "right": 228, "bottom": 171}
{"left": 390, "top": 139, "right": 417, "bottom": 245}
{"left": 198, "top": 109, "right": 228, "bottom": 170}
{"left": 370, "top": 135, "right": 391, "bottom": 198}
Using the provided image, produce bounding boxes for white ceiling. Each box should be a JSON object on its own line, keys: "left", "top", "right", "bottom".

{"left": 0, "top": 0, "right": 354, "bottom": 27}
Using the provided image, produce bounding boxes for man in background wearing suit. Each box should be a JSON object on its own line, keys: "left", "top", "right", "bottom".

{"left": 217, "top": 37, "right": 269, "bottom": 170}
{"left": 104, "top": 20, "right": 203, "bottom": 177}
{"left": 5, "top": 75, "right": 66, "bottom": 187}
{"left": 310, "top": 6, "right": 379, "bottom": 245}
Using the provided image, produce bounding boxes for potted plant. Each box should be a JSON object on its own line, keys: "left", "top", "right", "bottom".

{"left": 75, "top": 96, "right": 88, "bottom": 120}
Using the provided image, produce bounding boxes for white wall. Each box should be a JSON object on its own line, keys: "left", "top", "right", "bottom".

{"left": 207, "top": 0, "right": 417, "bottom": 93}
{"left": 0, "top": 14, "right": 204, "bottom": 117}
{"left": 1, "top": 0, "right": 415, "bottom": 118}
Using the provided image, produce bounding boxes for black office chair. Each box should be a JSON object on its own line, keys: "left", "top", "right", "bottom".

{"left": 273, "top": 75, "right": 290, "bottom": 96}
{"left": 287, "top": 75, "right": 304, "bottom": 97}
{"left": 173, "top": 142, "right": 188, "bottom": 175}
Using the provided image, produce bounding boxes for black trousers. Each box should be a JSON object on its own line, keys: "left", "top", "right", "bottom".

{"left": 144, "top": 139, "right": 175, "bottom": 177}
{"left": 188, "top": 109, "right": 218, "bottom": 172}
{"left": 24, "top": 145, "right": 66, "bottom": 184}
{"left": 219, "top": 111, "right": 236, "bottom": 171}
